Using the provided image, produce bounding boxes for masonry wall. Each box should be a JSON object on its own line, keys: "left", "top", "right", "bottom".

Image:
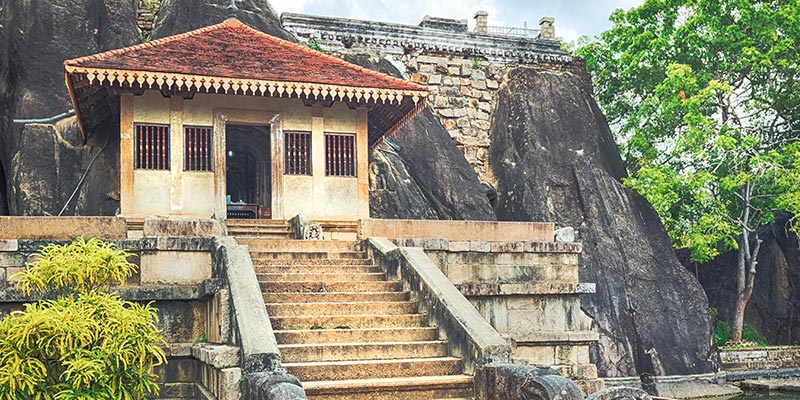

{"left": 720, "top": 346, "right": 800, "bottom": 371}
{"left": 0, "top": 221, "right": 239, "bottom": 400}
{"left": 392, "top": 237, "right": 603, "bottom": 394}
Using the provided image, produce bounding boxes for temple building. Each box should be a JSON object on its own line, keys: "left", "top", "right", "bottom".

{"left": 63, "top": 18, "right": 427, "bottom": 221}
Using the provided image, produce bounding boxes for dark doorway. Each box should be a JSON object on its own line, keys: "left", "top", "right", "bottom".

{"left": 226, "top": 124, "right": 271, "bottom": 218}
{"left": 0, "top": 158, "right": 7, "bottom": 215}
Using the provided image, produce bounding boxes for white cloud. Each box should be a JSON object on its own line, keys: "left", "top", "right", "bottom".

{"left": 268, "top": 0, "right": 311, "bottom": 14}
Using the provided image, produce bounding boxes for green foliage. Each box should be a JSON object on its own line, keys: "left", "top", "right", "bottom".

{"left": 714, "top": 320, "right": 769, "bottom": 347}
{"left": 307, "top": 39, "right": 322, "bottom": 52}
{"left": 577, "top": 0, "right": 800, "bottom": 262}
{"left": 0, "top": 238, "right": 166, "bottom": 399}
{"left": 471, "top": 57, "right": 481, "bottom": 70}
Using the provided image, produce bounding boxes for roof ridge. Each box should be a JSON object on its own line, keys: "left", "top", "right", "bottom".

{"left": 230, "top": 20, "right": 427, "bottom": 92}
{"left": 64, "top": 20, "right": 230, "bottom": 66}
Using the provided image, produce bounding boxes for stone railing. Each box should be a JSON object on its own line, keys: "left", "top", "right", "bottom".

{"left": 281, "top": 13, "right": 570, "bottom": 65}
{"left": 213, "top": 237, "right": 306, "bottom": 399}
{"left": 366, "top": 237, "right": 512, "bottom": 373}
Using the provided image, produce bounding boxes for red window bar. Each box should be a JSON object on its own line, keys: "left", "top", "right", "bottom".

{"left": 284, "top": 131, "right": 312, "bottom": 175}
{"left": 325, "top": 133, "right": 356, "bottom": 177}
{"left": 184, "top": 126, "right": 213, "bottom": 171}
{"left": 134, "top": 124, "right": 170, "bottom": 170}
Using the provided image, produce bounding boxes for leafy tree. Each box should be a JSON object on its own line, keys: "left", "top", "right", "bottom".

{"left": 577, "top": 0, "right": 800, "bottom": 342}
{"left": 0, "top": 238, "right": 166, "bottom": 399}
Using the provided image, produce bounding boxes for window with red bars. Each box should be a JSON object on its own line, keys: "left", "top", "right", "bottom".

{"left": 184, "top": 126, "right": 213, "bottom": 171}
{"left": 325, "top": 133, "right": 356, "bottom": 177}
{"left": 284, "top": 131, "right": 312, "bottom": 175}
{"left": 134, "top": 124, "right": 170, "bottom": 170}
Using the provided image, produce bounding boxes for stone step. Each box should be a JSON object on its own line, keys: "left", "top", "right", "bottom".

{"left": 273, "top": 327, "right": 437, "bottom": 344}
{"left": 258, "top": 272, "right": 385, "bottom": 282}
{"left": 250, "top": 251, "right": 367, "bottom": 260}
{"left": 229, "top": 227, "right": 292, "bottom": 234}
{"left": 260, "top": 280, "right": 402, "bottom": 293}
{"left": 265, "top": 301, "right": 417, "bottom": 317}
{"left": 253, "top": 258, "right": 373, "bottom": 266}
{"left": 279, "top": 341, "right": 448, "bottom": 363}
{"left": 302, "top": 375, "right": 474, "bottom": 400}
{"left": 270, "top": 314, "right": 428, "bottom": 330}
{"left": 264, "top": 292, "right": 408, "bottom": 304}
{"left": 256, "top": 265, "right": 381, "bottom": 274}
{"left": 238, "top": 239, "right": 362, "bottom": 252}
{"left": 283, "top": 357, "right": 463, "bottom": 382}
{"left": 232, "top": 233, "right": 294, "bottom": 240}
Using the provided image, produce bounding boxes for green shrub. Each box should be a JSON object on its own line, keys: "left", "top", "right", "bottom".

{"left": 714, "top": 319, "right": 769, "bottom": 347}
{"left": 0, "top": 238, "right": 166, "bottom": 399}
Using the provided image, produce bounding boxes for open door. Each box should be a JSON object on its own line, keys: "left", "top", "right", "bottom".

{"left": 225, "top": 124, "right": 271, "bottom": 219}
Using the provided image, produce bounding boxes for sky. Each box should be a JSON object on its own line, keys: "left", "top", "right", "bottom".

{"left": 269, "top": 0, "right": 646, "bottom": 42}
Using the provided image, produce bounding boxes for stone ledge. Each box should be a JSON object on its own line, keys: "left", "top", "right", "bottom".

{"left": 459, "top": 282, "right": 595, "bottom": 296}
{"left": 0, "top": 280, "right": 218, "bottom": 303}
{"left": 0, "top": 240, "right": 18, "bottom": 252}
{"left": 393, "top": 238, "right": 583, "bottom": 254}
{"left": 193, "top": 343, "right": 241, "bottom": 369}
{"left": 0, "top": 217, "right": 127, "bottom": 240}
{"left": 514, "top": 331, "right": 600, "bottom": 344}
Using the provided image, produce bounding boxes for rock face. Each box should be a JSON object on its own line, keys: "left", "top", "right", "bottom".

{"left": 685, "top": 213, "right": 800, "bottom": 345}
{"left": 344, "top": 54, "right": 496, "bottom": 221}
{"left": 369, "top": 143, "right": 439, "bottom": 219}
{"left": 0, "top": 0, "right": 138, "bottom": 215}
{"left": 151, "top": 0, "right": 293, "bottom": 40}
{"left": 490, "top": 66, "right": 716, "bottom": 377}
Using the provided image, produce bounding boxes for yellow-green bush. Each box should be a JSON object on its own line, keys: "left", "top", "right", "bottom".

{"left": 0, "top": 238, "right": 166, "bottom": 399}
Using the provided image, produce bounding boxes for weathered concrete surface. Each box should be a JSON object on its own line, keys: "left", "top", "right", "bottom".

{"left": 682, "top": 213, "right": 800, "bottom": 345}
{"left": 742, "top": 378, "right": 800, "bottom": 392}
{"left": 140, "top": 251, "right": 212, "bottom": 285}
{"left": 216, "top": 237, "right": 283, "bottom": 373}
{"left": 344, "top": 54, "right": 497, "bottom": 221}
{"left": 143, "top": 217, "right": 226, "bottom": 238}
{"left": 360, "top": 219, "right": 553, "bottom": 242}
{"left": 152, "top": 0, "right": 294, "bottom": 41}
{"left": 585, "top": 386, "right": 651, "bottom": 400}
{"left": 0, "top": 217, "right": 127, "bottom": 239}
{"left": 490, "top": 66, "right": 716, "bottom": 377}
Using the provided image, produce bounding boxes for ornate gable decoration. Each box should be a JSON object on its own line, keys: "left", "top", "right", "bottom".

{"left": 64, "top": 18, "right": 428, "bottom": 140}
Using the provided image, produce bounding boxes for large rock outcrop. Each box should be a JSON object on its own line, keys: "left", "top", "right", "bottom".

{"left": 344, "top": 54, "right": 496, "bottom": 221}
{"left": 0, "top": 0, "right": 138, "bottom": 215}
{"left": 151, "top": 0, "right": 292, "bottom": 40}
{"left": 684, "top": 213, "right": 800, "bottom": 345}
{"left": 0, "top": 0, "right": 290, "bottom": 216}
{"left": 490, "top": 66, "right": 717, "bottom": 377}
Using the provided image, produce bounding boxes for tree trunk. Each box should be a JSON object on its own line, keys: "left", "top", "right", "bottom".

{"left": 731, "top": 229, "right": 761, "bottom": 343}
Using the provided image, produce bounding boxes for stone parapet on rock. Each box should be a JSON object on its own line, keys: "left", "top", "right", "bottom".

{"left": 721, "top": 346, "right": 800, "bottom": 371}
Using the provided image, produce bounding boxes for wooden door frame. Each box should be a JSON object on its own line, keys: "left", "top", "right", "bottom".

{"left": 213, "top": 109, "right": 284, "bottom": 221}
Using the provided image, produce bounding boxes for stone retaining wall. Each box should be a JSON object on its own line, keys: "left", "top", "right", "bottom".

{"left": 392, "top": 237, "right": 602, "bottom": 394}
{"left": 721, "top": 346, "right": 800, "bottom": 371}
{"left": 0, "top": 231, "right": 238, "bottom": 400}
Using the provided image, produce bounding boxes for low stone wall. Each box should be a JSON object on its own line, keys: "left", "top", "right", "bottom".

{"left": 0, "top": 234, "right": 234, "bottom": 400}
{"left": 0, "top": 216, "right": 127, "bottom": 239}
{"left": 392, "top": 237, "right": 602, "bottom": 394}
{"left": 721, "top": 346, "right": 800, "bottom": 371}
{"left": 359, "top": 219, "right": 554, "bottom": 242}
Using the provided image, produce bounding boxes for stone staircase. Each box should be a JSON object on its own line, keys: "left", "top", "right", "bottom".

{"left": 240, "top": 238, "right": 475, "bottom": 399}
{"left": 227, "top": 219, "right": 293, "bottom": 240}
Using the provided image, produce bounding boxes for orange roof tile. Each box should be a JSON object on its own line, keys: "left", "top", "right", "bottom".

{"left": 65, "top": 18, "right": 425, "bottom": 93}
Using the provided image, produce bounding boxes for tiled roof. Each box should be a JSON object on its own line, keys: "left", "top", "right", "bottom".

{"left": 65, "top": 18, "right": 425, "bottom": 93}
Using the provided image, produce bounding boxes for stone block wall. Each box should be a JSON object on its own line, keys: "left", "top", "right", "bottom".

{"left": 721, "top": 346, "right": 800, "bottom": 371}
{"left": 0, "top": 233, "right": 237, "bottom": 400}
{"left": 394, "top": 238, "right": 602, "bottom": 393}
{"left": 405, "top": 55, "right": 506, "bottom": 184}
